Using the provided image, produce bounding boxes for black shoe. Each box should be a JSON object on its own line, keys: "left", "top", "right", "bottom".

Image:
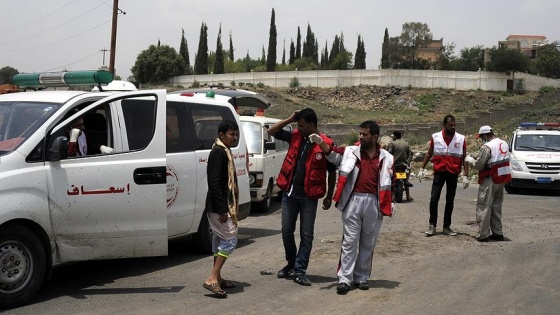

{"left": 294, "top": 274, "right": 312, "bottom": 286}
{"left": 477, "top": 237, "right": 489, "bottom": 242}
{"left": 489, "top": 234, "right": 505, "bottom": 241}
{"left": 354, "top": 281, "right": 369, "bottom": 290}
{"left": 276, "top": 266, "right": 295, "bottom": 278}
{"left": 405, "top": 182, "right": 414, "bottom": 187}
{"left": 337, "top": 282, "right": 350, "bottom": 295}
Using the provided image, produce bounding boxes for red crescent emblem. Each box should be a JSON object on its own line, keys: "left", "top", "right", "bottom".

{"left": 499, "top": 143, "right": 507, "bottom": 155}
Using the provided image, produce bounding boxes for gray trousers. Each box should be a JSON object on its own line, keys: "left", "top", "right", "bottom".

{"left": 476, "top": 177, "right": 504, "bottom": 239}
{"left": 337, "top": 193, "right": 384, "bottom": 285}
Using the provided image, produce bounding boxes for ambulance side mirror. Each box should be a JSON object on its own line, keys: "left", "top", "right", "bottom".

{"left": 264, "top": 141, "right": 276, "bottom": 153}
{"left": 49, "top": 136, "right": 69, "bottom": 161}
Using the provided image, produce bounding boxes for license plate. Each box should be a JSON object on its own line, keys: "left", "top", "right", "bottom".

{"left": 396, "top": 172, "right": 407, "bottom": 179}
{"left": 536, "top": 177, "right": 552, "bottom": 184}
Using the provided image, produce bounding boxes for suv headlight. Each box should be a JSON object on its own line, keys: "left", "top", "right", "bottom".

{"left": 249, "top": 172, "right": 263, "bottom": 187}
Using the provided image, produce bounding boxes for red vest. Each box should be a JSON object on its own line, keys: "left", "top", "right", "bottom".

{"left": 478, "top": 138, "right": 512, "bottom": 184}
{"left": 277, "top": 130, "right": 333, "bottom": 199}
{"left": 431, "top": 131, "right": 465, "bottom": 174}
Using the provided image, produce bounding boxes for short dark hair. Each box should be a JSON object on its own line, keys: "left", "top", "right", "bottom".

{"left": 218, "top": 120, "right": 238, "bottom": 134}
{"left": 443, "top": 115, "right": 455, "bottom": 125}
{"left": 393, "top": 130, "right": 402, "bottom": 139}
{"left": 359, "top": 120, "right": 380, "bottom": 136}
{"left": 295, "top": 108, "right": 318, "bottom": 126}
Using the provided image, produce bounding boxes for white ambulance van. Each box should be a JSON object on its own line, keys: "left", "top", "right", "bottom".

{"left": 506, "top": 122, "right": 560, "bottom": 194}
{"left": 0, "top": 72, "right": 267, "bottom": 308}
{"left": 240, "top": 112, "right": 290, "bottom": 212}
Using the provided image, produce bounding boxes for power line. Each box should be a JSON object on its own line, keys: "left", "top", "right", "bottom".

{"left": 0, "top": 19, "right": 111, "bottom": 52}
{"left": 0, "top": 0, "right": 80, "bottom": 37}
{"left": 42, "top": 50, "right": 101, "bottom": 72}
{"left": 0, "top": 3, "right": 106, "bottom": 45}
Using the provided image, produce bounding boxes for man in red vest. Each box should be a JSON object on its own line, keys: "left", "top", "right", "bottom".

{"left": 419, "top": 115, "right": 470, "bottom": 237}
{"left": 267, "top": 108, "right": 336, "bottom": 287}
{"left": 465, "top": 125, "right": 511, "bottom": 242}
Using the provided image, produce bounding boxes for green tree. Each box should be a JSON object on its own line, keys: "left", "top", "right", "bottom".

{"left": 381, "top": 28, "right": 390, "bottom": 69}
{"left": 354, "top": 35, "right": 366, "bottom": 69}
{"left": 131, "top": 44, "right": 186, "bottom": 84}
{"left": 289, "top": 40, "right": 295, "bottom": 65}
{"left": 266, "top": 8, "right": 277, "bottom": 72}
{"left": 535, "top": 44, "right": 560, "bottom": 79}
{"left": 302, "top": 23, "right": 316, "bottom": 62}
{"left": 0, "top": 66, "right": 19, "bottom": 84}
{"left": 486, "top": 46, "right": 530, "bottom": 76}
{"left": 329, "top": 34, "right": 341, "bottom": 65}
{"left": 434, "top": 42, "right": 456, "bottom": 70}
{"left": 387, "top": 36, "right": 405, "bottom": 68}
{"left": 458, "top": 45, "right": 485, "bottom": 71}
{"left": 261, "top": 46, "right": 266, "bottom": 66}
{"left": 296, "top": 27, "right": 302, "bottom": 59}
{"left": 228, "top": 31, "right": 234, "bottom": 61}
{"left": 330, "top": 51, "right": 353, "bottom": 70}
{"left": 320, "top": 41, "right": 329, "bottom": 69}
{"left": 179, "top": 29, "right": 192, "bottom": 75}
{"left": 282, "top": 39, "right": 286, "bottom": 65}
{"left": 214, "top": 24, "right": 225, "bottom": 74}
{"left": 194, "top": 22, "right": 209, "bottom": 75}
{"left": 400, "top": 22, "right": 432, "bottom": 68}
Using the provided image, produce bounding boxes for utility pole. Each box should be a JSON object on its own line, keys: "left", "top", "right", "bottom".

{"left": 109, "top": 0, "right": 119, "bottom": 75}
{"left": 100, "top": 48, "right": 109, "bottom": 66}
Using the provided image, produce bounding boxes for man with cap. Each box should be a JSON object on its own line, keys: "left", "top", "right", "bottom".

{"left": 464, "top": 125, "right": 512, "bottom": 242}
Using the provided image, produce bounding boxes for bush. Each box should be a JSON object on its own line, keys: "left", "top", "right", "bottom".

{"left": 345, "top": 131, "right": 359, "bottom": 145}
{"left": 231, "top": 81, "right": 236, "bottom": 86}
{"left": 257, "top": 82, "right": 265, "bottom": 88}
{"left": 191, "top": 80, "right": 201, "bottom": 88}
{"left": 289, "top": 77, "right": 300, "bottom": 88}
{"left": 538, "top": 86, "right": 556, "bottom": 96}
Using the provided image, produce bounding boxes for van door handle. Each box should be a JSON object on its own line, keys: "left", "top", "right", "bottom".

{"left": 134, "top": 166, "right": 166, "bottom": 185}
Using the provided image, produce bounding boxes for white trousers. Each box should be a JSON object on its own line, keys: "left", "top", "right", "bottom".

{"left": 337, "top": 193, "right": 383, "bottom": 285}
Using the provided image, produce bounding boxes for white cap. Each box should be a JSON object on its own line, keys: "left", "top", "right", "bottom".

{"left": 476, "top": 125, "right": 492, "bottom": 138}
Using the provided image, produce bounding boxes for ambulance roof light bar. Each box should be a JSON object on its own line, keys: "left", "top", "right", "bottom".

{"left": 12, "top": 70, "right": 113, "bottom": 91}
{"left": 518, "top": 122, "right": 560, "bottom": 130}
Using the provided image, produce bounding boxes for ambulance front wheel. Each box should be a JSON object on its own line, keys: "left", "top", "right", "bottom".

{"left": 0, "top": 223, "right": 47, "bottom": 309}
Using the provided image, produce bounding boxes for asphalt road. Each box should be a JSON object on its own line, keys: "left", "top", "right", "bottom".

{"left": 9, "top": 180, "right": 560, "bottom": 315}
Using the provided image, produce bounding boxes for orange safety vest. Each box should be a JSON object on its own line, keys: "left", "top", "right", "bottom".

{"left": 478, "top": 138, "right": 512, "bottom": 184}
{"left": 277, "top": 130, "right": 333, "bottom": 199}
{"left": 431, "top": 131, "right": 465, "bottom": 174}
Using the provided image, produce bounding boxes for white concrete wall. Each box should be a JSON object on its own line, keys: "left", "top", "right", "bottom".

{"left": 169, "top": 69, "right": 560, "bottom": 91}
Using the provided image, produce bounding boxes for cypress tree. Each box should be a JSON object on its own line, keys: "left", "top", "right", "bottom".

{"left": 229, "top": 31, "right": 234, "bottom": 61}
{"left": 179, "top": 29, "right": 191, "bottom": 74}
{"left": 381, "top": 28, "right": 390, "bottom": 68}
{"left": 194, "top": 22, "right": 209, "bottom": 75}
{"left": 266, "top": 8, "right": 277, "bottom": 71}
{"left": 213, "top": 24, "right": 224, "bottom": 74}
{"left": 282, "top": 39, "right": 286, "bottom": 65}
{"left": 354, "top": 35, "right": 366, "bottom": 69}
{"left": 296, "top": 27, "right": 302, "bottom": 59}
{"left": 289, "top": 40, "right": 295, "bottom": 65}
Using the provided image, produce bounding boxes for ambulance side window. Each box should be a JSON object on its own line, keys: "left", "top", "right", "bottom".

{"left": 121, "top": 98, "right": 157, "bottom": 151}
{"left": 190, "top": 104, "right": 236, "bottom": 150}
{"left": 166, "top": 101, "right": 196, "bottom": 153}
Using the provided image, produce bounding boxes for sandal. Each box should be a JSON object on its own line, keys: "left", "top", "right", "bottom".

{"left": 203, "top": 282, "right": 227, "bottom": 297}
{"left": 220, "top": 279, "right": 236, "bottom": 289}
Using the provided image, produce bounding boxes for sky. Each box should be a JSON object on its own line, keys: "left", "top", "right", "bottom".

{"left": 1, "top": 0, "right": 559, "bottom": 81}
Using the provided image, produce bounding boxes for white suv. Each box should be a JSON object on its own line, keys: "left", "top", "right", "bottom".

{"left": 506, "top": 122, "right": 560, "bottom": 193}
{"left": 0, "top": 72, "right": 269, "bottom": 308}
{"left": 240, "top": 114, "right": 290, "bottom": 212}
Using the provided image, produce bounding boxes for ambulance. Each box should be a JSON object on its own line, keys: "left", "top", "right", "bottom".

{"left": 0, "top": 71, "right": 268, "bottom": 308}
{"left": 506, "top": 122, "right": 560, "bottom": 194}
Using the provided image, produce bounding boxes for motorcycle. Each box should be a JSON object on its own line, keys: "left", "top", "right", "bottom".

{"left": 394, "top": 162, "right": 409, "bottom": 203}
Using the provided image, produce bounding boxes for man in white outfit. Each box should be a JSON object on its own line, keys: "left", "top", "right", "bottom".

{"left": 310, "top": 120, "right": 395, "bottom": 295}
{"left": 465, "top": 125, "right": 512, "bottom": 242}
